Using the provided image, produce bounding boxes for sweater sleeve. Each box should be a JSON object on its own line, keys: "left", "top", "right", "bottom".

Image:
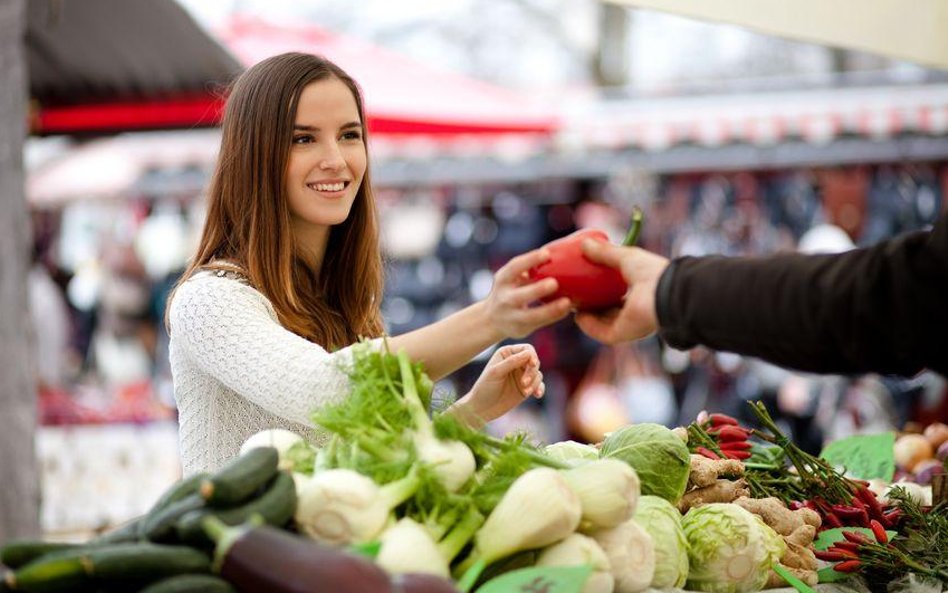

{"left": 169, "top": 274, "right": 378, "bottom": 427}
{"left": 657, "top": 213, "right": 948, "bottom": 377}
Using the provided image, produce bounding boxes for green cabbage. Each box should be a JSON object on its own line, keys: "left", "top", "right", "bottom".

{"left": 682, "top": 503, "right": 786, "bottom": 593}
{"left": 633, "top": 495, "right": 689, "bottom": 588}
{"left": 599, "top": 423, "right": 690, "bottom": 504}
{"left": 545, "top": 440, "right": 599, "bottom": 466}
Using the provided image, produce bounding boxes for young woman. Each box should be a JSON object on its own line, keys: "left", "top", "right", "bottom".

{"left": 167, "top": 53, "right": 571, "bottom": 474}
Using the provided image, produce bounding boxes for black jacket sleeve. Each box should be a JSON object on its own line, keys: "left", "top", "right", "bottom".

{"left": 656, "top": 212, "right": 948, "bottom": 377}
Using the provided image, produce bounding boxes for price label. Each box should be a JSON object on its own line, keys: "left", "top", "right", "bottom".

{"left": 820, "top": 432, "right": 895, "bottom": 481}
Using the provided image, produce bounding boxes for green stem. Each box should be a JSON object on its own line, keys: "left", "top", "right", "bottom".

{"left": 398, "top": 351, "right": 434, "bottom": 433}
{"left": 438, "top": 506, "right": 485, "bottom": 563}
{"left": 621, "top": 207, "right": 644, "bottom": 247}
{"left": 380, "top": 467, "right": 422, "bottom": 509}
{"left": 456, "top": 558, "right": 488, "bottom": 593}
{"left": 478, "top": 434, "right": 569, "bottom": 470}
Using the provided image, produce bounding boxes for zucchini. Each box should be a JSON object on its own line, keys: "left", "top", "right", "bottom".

{"left": 141, "top": 495, "right": 206, "bottom": 543}
{"left": 176, "top": 471, "right": 296, "bottom": 544}
{"left": 5, "top": 543, "right": 210, "bottom": 592}
{"left": 138, "top": 574, "right": 235, "bottom": 593}
{"left": 148, "top": 473, "right": 209, "bottom": 515}
{"left": 0, "top": 542, "right": 78, "bottom": 570}
{"left": 200, "top": 448, "right": 278, "bottom": 507}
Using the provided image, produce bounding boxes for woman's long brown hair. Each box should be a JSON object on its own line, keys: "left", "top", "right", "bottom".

{"left": 170, "top": 52, "right": 384, "bottom": 349}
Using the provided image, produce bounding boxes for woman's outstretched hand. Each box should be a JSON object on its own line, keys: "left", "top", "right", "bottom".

{"left": 485, "top": 248, "right": 572, "bottom": 339}
{"left": 447, "top": 344, "right": 544, "bottom": 429}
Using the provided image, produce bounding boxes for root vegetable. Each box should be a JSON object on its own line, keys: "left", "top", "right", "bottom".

{"left": 687, "top": 455, "right": 744, "bottom": 489}
{"left": 678, "top": 479, "right": 749, "bottom": 513}
{"left": 733, "top": 497, "right": 821, "bottom": 536}
{"left": 894, "top": 434, "right": 933, "bottom": 471}
{"left": 923, "top": 422, "right": 948, "bottom": 449}
{"left": 765, "top": 565, "right": 818, "bottom": 588}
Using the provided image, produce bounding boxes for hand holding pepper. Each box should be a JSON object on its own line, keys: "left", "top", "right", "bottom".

{"left": 573, "top": 241, "right": 670, "bottom": 345}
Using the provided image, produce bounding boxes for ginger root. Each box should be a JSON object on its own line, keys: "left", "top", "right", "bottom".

{"left": 678, "top": 479, "right": 750, "bottom": 513}
{"left": 733, "top": 496, "right": 821, "bottom": 536}
{"left": 766, "top": 565, "right": 818, "bottom": 588}
{"left": 687, "top": 454, "right": 745, "bottom": 489}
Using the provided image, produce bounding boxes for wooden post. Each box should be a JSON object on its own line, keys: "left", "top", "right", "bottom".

{"left": 0, "top": 0, "right": 41, "bottom": 540}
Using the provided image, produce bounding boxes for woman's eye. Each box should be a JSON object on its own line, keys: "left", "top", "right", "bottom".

{"left": 342, "top": 131, "right": 363, "bottom": 141}
{"left": 292, "top": 135, "right": 313, "bottom": 144}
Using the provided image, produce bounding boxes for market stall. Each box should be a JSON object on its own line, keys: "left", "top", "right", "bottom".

{"left": 3, "top": 347, "right": 945, "bottom": 592}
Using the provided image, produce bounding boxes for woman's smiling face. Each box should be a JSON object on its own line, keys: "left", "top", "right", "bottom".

{"left": 285, "top": 77, "right": 367, "bottom": 241}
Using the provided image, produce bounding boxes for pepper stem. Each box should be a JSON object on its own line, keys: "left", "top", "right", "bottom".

{"left": 621, "top": 207, "right": 644, "bottom": 246}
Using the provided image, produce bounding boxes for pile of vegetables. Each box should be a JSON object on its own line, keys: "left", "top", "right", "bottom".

{"left": 3, "top": 344, "right": 946, "bottom": 593}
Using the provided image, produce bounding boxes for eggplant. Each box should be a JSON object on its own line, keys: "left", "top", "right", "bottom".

{"left": 203, "top": 517, "right": 392, "bottom": 593}
{"left": 392, "top": 573, "right": 460, "bottom": 593}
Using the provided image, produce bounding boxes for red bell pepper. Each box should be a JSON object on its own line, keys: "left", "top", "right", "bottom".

{"left": 528, "top": 208, "right": 643, "bottom": 311}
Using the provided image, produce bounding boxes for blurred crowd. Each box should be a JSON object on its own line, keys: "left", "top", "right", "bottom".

{"left": 27, "top": 162, "right": 948, "bottom": 452}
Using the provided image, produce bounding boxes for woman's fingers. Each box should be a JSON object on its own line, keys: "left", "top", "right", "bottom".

{"left": 505, "top": 277, "right": 559, "bottom": 307}
{"left": 495, "top": 249, "right": 551, "bottom": 285}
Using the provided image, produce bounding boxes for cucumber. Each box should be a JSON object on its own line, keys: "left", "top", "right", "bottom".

{"left": 5, "top": 552, "right": 90, "bottom": 592}
{"left": 89, "top": 543, "right": 210, "bottom": 584}
{"left": 176, "top": 471, "right": 296, "bottom": 544}
{"left": 6, "top": 543, "right": 210, "bottom": 592}
{"left": 91, "top": 517, "right": 144, "bottom": 545}
{"left": 138, "top": 574, "right": 236, "bottom": 593}
{"left": 148, "top": 473, "right": 209, "bottom": 515}
{"left": 200, "top": 448, "right": 278, "bottom": 507}
{"left": 141, "top": 495, "right": 206, "bottom": 543}
{"left": 0, "top": 542, "right": 78, "bottom": 570}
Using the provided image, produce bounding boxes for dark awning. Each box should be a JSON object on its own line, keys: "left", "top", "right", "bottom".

{"left": 27, "top": 0, "right": 242, "bottom": 135}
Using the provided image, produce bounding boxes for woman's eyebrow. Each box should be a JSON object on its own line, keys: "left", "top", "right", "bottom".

{"left": 293, "top": 121, "right": 362, "bottom": 131}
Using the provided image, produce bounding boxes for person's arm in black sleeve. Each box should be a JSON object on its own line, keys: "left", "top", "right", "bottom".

{"left": 657, "top": 212, "right": 948, "bottom": 377}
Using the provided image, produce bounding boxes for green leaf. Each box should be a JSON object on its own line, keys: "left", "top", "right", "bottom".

{"left": 348, "top": 540, "right": 382, "bottom": 559}
{"left": 812, "top": 527, "right": 897, "bottom": 551}
{"left": 820, "top": 432, "right": 895, "bottom": 481}
{"left": 817, "top": 566, "right": 848, "bottom": 583}
{"left": 475, "top": 565, "right": 593, "bottom": 593}
{"left": 772, "top": 563, "right": 817, "bottom": 593}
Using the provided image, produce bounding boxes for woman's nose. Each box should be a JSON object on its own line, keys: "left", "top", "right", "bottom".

{"left": 318, "top": 143, "right": 345, "bottom": 170}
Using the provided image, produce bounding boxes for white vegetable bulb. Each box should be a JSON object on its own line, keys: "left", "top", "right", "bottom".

{"left": 239, "top": 429, "right": 304, "bottom": 470}
{"left": 475, "top": 467, "right": 582, "bottom": 564}
{"left": 414, "top": 432, "right": 476, "bottom": 493}
{"left": 564, "top": 459, "right": 640, "bottom": 530}
{"left": 376, "top": 518, "right": 450, "bottom": 578}
{"left": 537, "top": 533, "right": 615, "bottom": 593}
{"left": 294, "top": 469, "right": 390, "bottom": 545}
{"left": 589, "top": 519, "right": 656, "bottom": 593}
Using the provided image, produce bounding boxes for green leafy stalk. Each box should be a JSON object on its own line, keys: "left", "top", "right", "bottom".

{"left": 621, "top": 206, "right": 644, "bottom": 247}
{"left": 748, "top": 401, "right": 857, "bottom": 504}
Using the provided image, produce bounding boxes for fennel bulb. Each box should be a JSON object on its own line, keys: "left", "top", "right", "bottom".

{"left": 563, "top": 459, "right": 640, "bottom": 530}
{"left": 537, "top": 533, "right": 615, "bottom": 593}
{"left": 588, "top": 519, "right": 655, "bottom": 593}
{"left": 377, "top": 518, "right": 450, "bottom": 578}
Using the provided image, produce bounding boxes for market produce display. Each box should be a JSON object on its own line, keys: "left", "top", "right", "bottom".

{"left": 2, "top": 346, "right": 946, "bottom": 593}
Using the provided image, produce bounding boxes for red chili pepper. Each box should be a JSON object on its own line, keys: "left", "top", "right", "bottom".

{"left": 842, "top": 530, "right": 871, "bottom": 545}
{"left": 814, "top": 549, "right": 855, "bottom": 562}
{"left": 719, "top": 441, "right": 753, "bottom": 451}
{"left": 830, "top": 541, "right": 861, "bottom": 554}
{"left": 834, "top": 560, "right": 862, "bottom": 573}
{"left": 823, "top": 512, "right": 843, "bottom": 528}
{"left": 709, "top": 413, "right": 739, "bottom": 426}
{"left": 870, "top": 519, "right": 888, "bottom": 544}
{"left": 855, "top": 486, "right": 887, "bottom": 522}
{"left": 831, "top": 505, "right": 865, "bottom": 520}
{"left": 883, "top": 509, "right": 903, "bottom": 526}
{"left": 528, "top": 230, "right": 628, "bottom": 311}
{"left": 723, "top": 450, "right": 752, "bottom": 460}
{"left": 695, "top": 447, "right": 720, "bottom": 460}
{"left": 711, "top": 426, "right": 751, "bottom": 442}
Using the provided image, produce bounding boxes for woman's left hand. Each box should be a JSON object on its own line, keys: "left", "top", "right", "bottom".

{"left": 448, "top": 344, "right": 544, "bottom": 429}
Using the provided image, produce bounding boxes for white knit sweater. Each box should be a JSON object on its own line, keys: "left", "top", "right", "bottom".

{"left": 168, "top": 270, "right": 377, "bottom": 475}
